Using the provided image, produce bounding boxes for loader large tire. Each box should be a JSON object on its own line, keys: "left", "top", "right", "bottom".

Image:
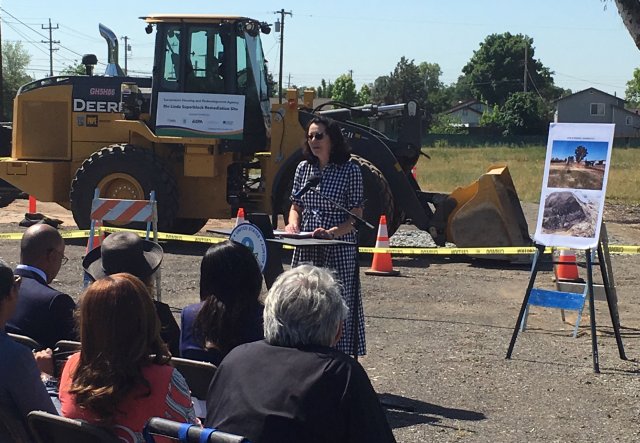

{"left": 351, "top": 156, "right": 397, "bottom": 247}
{"left": 171, "top": 217, "right": 209, "bottom": 235}
{"left": 70, "top": 144, "right": 179, "bottom": 232}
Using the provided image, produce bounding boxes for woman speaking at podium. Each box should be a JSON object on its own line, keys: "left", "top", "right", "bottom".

{"left": 285, "top": 115, "right": 365, "bottom": 356}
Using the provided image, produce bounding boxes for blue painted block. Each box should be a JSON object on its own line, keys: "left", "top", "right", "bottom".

{"left": 528, "top": 288, "right": 586, "bottom": 311}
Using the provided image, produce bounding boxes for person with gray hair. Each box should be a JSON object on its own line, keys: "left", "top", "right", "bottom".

{"left": 205, "top": 265, "right": 396, "bottom": 443}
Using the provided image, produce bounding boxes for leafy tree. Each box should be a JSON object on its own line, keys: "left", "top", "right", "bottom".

{"left": 331, "top": 74, "right": 358, "bottom": 105}
{"left": 317, "top": 79, "right": 333, "bottom": 98}
{"left": 480, "top": 92, "right": 550, "bottom": 135}
{"left": 60, "top": 62, "right": 87, "bottom": 76}
{"left": 625, "top": 67, "right": 640, "bottom": 106}
{"left": 611, "top": 0, "right": 640, "bottom": 50}
{"left": 429, "top": 114, "right": 467, "bottom": 134}
{"left": 575, "top": 145, "right": 588, "bottom": 163}
{"left": 442, "top": 75, "right": 475, "bottom": 107}
{"left": 462, "top": 33, "right": 562, "bottom": 105}
{"left": 2, "top": 41, "right": 33, "bottom": 119}
{"left": 370, "top": 75, "right": 394, "bottom": 104}
{"left": 357, "top": 83, "right": 371, "bottom": 105}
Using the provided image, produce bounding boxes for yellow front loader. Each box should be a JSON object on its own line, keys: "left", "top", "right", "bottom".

{"left": 0, "top": 15, "right": 531, "bottom": 249}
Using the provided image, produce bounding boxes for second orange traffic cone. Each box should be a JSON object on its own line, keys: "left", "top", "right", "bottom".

{"left": 85, "top": 221, "right": 104, "bottom": 254}
{"left": 365, "top": 215, "right": 400, "bottom": 276}
{"left": 555, "top": 249, "right": 580, "bottom": 281}
{"left": 234, "top": 207, "right": 246, "bottom": 227}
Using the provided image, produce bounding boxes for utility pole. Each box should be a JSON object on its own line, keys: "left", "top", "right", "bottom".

{"left": 523, "top": 44, "right": 528, "bottom": 93}
{"left": 274, "top": 9, "right": 292, "bottom": 104}
{"left": 41, "top": 19, "right": 59, "bottom": 77}
{"left": 287, "top": 73, "right": 291, "bottom": 88}
{"left": 348, "top": 69, "right": 353, "bottom": 79}
{"left": 121, "top": 36, "right": 131, "bottom": 75}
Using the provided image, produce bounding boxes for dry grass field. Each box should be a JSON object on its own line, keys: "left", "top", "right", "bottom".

{"left": 416, "top": 146, "right": 640, "bottom": 204}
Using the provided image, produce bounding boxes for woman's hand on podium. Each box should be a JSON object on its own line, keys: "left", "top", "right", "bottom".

{"left": 285, "top": 222, "right": 300, "bottom": 234}
{"left": 312, "top": 228, "right": 335, "bottom": 240}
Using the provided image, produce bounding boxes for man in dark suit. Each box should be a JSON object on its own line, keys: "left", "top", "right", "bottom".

{"left": 6, "top": 224, "right": 77, "bottom": 349}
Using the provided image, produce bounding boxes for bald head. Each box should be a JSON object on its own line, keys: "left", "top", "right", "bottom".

{"left": 20, "top": 224, "right": 64, "bottom": 268}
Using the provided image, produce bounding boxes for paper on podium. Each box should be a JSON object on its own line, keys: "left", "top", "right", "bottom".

{"left": 273, "top": 229, "right": 315, "bottom": 239}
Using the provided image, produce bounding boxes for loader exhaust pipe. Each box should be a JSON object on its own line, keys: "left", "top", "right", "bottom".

{"left": 99, "top": 23, "right": 125, "bottom": 76}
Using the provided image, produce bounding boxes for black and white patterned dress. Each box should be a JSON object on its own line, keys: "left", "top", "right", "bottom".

{"left": 290, "top": 158, "right": 365, "bottom": 356}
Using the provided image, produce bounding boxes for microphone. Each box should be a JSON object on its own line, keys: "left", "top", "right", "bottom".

{"left": 292, "top": 174, "right": 321, "bottom": 199}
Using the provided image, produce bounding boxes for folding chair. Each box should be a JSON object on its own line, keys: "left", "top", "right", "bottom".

{"left": 171, "top": 357, "right": 217, "bottom": 419}
{"left": 171, "top": 357, "right": 217, "bottom": 400}
{"left": 8, "top": 333, "right": 42, "bottom": 351}
{"left": 144, "top": 417, "right": 249, "bottom": 443}
{"left": 27, "top": 411, "right": 119, "bottom": 443}
{"left": 86, "top": 188, "right": 163, "bottom": 300}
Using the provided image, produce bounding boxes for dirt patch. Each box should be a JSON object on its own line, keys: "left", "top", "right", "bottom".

{"left": 1, "top": 200, "right": 640, "bottom": 442}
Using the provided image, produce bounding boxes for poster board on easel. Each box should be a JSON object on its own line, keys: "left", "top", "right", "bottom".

{"left": 534, "top": 123, "right": 614, "bottom": 249}
{"left": 507, "top": 123, "right": 626, "bottom": 373}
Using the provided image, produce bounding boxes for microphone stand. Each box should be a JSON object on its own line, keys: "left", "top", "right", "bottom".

{"left": 307, "top": 187, "right": 374, "bottom": 361}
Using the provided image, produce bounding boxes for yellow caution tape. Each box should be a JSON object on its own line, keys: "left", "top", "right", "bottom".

{"left": 2, "top": 226, "right": 639, "bottom": 255}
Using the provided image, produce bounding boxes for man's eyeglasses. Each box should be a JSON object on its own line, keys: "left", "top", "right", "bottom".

{"left": 48, "top": 249, "right": 69, "bottom": 266}
{"left": 307, "top": 132, "right": 325, "bottom": 141}
{"left": 13, "top": 275, "right": 21, "bottom": 289}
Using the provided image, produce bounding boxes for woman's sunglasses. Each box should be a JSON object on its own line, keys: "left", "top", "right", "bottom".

{"left": 307, "top": 132, "right": 325, "bottom": 141}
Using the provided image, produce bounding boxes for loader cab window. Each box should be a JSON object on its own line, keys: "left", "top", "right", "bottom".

{"left": 186, "top": 26, "right": 225, "bottom": 93}
{"left": 161, "top": 26, "right": 181, "bottom": 91}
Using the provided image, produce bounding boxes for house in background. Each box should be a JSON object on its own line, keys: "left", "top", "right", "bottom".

{"left": 442, "top": 99, "right": 488, "bottom": 127}
{"left": 554, "top": 87, "right": 640, "bottom": 138}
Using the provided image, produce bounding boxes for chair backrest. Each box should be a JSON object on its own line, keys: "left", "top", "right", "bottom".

{"left": 0, "top": 402, "right": 30, "bottom": 443}
{"left": 171, "top": 357, "right": 217, "bottom": 400}
{"left": 8, "top": 333, "right": 42, "bottom": 350}
{"left": 27, "top": 411, "right": 120, "bottom": 443}
{"left": 144, "top": 417, "right": 249, "bottom": 443}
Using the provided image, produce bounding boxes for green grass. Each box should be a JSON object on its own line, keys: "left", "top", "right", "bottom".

{"left": 415, "top": 145, "right": 640, "bottom": 204}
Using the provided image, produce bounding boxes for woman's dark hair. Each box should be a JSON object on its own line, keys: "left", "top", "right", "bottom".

{"left": 70, "top": 273, "right": 170, "bottom": 423}
{"left": 301, "top": 115, "right": 351, "bottom": 165}
{"left": 194, "top": 241, "right": 263, "bottom": 354}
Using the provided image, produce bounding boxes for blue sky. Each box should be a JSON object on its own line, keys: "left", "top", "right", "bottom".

{"left": 1, "top": 0, "right": 638, "bottom": 98}
{"left": 551, "top": 140, "right": 609, "bottom": 161}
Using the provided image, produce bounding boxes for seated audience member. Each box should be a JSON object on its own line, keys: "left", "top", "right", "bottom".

{"left": 0, "top": 259, "right": 57, "bottom": 439}
{"left": 180, "top": 241, "right": 264, "bottom": 365}
{"left": 7, "top": 223, "right": 77, "bottom": 348}
{"left": 205, "top": 265, "right": 396, "bottom": 443}
{"left": 59, "top": 273, "right": 198, "bottom": 440}
{"left": 82, "top": 232, "right": 181, "bottom": 355}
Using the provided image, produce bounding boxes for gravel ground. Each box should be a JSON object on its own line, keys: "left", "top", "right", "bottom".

{"left": 1, "top": 200, "right": 640, "bottom": 442}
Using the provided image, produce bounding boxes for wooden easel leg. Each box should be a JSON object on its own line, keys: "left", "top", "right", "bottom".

{"left": 506, "top": 244, "right": 545, "bottom": 359}
{"left": 585, "top": 249, "right": 600, "bottom": 373}
{"left": 597, "top": 241, "right": 627, "bottom": 360}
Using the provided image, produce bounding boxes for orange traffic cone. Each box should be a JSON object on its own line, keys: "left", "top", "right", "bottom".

{"left": 365, "top": 215, "right": 400, "bottom": 276}
{"left": 234, "top": 207, "right": 246, "bottom": 227}
{"left": 555, "top": 249, "right": 580, "bottom": 281}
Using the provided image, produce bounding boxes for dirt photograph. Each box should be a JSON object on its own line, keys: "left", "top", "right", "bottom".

{"left": 1, "top": 199, "right": 640, "bottom": 442}
{"left": 541, "top": 190, "right": 599, "bottom": 237}
{"left": 547, "top": 162, "right": 605, "bottom": 190}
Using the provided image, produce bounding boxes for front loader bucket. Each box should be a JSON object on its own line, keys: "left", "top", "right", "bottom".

{"left": 446, "top": 164, "right": 531, "bottom": 249}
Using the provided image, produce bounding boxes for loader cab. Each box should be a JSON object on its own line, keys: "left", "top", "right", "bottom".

{"left": 144, "top": 15, "right": 271, "bottom": 152}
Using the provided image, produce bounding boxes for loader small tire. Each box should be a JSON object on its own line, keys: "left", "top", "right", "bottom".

{"left": 70, "top": 144, "right": 179, "bottom": 232}
{"left": 351, "top": 156, "right": 397, "bottom": 247}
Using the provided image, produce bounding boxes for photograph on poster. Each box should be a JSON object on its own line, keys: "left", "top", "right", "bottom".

{"left": 541, "top": 190, "right": 601, "bottom": 238}
{"left": 547, "top": 140, "right": 609, "bottom": 190}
